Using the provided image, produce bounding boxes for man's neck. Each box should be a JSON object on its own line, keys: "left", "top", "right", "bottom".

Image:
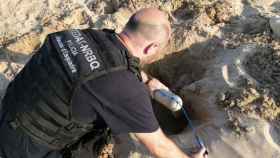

{"left": 117, "top": 32, "right": 142, "bottom": 59}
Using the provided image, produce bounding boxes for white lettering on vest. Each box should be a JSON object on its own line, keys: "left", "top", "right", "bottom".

{"left": 90, "top": 61, "right": 100, "bottom": 70}
{"left": 55, "top": 36, "right": 77, "bottom": 73}
{"left": 70, "top": 30, "right": 101, "bottom": 71}
{"left": 66, "top": 40, "right": 79, "bottom": 56}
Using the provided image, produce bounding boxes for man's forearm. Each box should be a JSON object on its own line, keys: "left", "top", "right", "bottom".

{"left": 151, "top": 134, "right": 191, "bottom": 158}
{"left": 135, "top": 128, "right": 191, "bottom": 158}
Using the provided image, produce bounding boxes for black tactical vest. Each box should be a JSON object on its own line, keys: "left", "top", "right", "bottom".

{"left": 2, "top": 29, "right": 142, "bottom": 149}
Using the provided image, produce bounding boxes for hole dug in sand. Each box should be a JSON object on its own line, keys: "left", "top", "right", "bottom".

{"left": 147, "top": 50, "right": 208, "bottom": 135}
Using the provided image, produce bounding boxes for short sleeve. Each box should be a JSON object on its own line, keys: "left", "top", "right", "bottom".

{"left": 81, "top": 70, "right": 159, "bottom": 135}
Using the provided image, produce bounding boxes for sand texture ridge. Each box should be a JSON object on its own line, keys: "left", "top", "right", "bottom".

{"left": 1, "top": 0, "right": 280, "bottom": 158}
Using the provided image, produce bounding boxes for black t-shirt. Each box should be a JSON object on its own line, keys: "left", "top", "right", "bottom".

{"left": 71, "top": 69, "right": 159, "bottom": 135}
{"left": 69, "top": 30, "right": 159, "bottom": 135}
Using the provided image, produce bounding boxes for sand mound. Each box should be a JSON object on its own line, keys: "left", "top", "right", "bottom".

{"left": 245, "top": 46, "right": 280, "bottom": 102}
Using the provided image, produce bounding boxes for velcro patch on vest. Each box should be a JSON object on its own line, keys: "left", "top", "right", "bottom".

{"left": 50, "top": 29, "right": 104, "bottom": 79}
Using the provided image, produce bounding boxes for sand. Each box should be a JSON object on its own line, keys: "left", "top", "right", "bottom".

{"left": 1, "top": 0, "right": 280, "bottom": 158}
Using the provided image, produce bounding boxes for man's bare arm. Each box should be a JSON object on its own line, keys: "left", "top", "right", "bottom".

{"left": 135, "top": 128, "right": 207, "bottom": 158}
{"left": 135, "top": 128, "right": 191, "bottom": 158}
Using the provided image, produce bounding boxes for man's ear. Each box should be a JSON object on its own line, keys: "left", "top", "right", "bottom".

{"left": 144, "top": 43, "right": 159, "bottom": 55}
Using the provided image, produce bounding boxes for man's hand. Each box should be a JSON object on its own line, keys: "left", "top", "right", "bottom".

{"left": 141, "top": 71, "right": 169, "bottom": 96}
{"left": 146, "top": 78, "right": 169, "bottom": 92}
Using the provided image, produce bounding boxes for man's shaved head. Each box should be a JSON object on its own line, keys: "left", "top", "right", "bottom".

{"left": 118, "top": 8, "right": 171, "bottom": 65}
{"left": 123, "top": 8, "right": 171, "bottom": 46}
